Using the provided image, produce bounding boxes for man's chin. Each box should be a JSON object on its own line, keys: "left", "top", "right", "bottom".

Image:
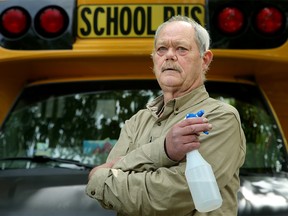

{"left": 160, "top": 79, "right": 182, "bottom": 89}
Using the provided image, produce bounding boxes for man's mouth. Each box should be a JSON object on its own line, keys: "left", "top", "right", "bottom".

{"left": 161, "top": 65, "right": 181, "bottom": 73}
{"left": 162, "top": 68, "right": 174, "bottom": 72}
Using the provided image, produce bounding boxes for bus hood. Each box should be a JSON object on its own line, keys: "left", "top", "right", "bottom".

{"left": 1, "top": 168, "right": 288, "bottom": 216}
{"left": 238, "top": 175, "right": 288, "bottom": 216}
{"left": 0, "top": 168, "right": 116, "bottom": 216}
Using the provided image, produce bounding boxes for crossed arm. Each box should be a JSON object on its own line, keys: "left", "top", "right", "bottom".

{"left": 86, "top": 112, "right": 245, "bottom": 215}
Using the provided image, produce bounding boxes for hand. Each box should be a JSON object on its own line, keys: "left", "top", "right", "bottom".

{"left": 165, "top": 117, "right": 212, "bottom": 161}
{"left": 88, "top": 157, "right": 122, "bottom": 180}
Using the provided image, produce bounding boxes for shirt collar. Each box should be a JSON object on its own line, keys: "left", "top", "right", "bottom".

{"left": 147, "top": 85, "right": 209, "bottom": 118}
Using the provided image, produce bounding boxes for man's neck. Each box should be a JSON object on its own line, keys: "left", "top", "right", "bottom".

{"left": 163, "top": 84, "right": 202, "bottom": 103}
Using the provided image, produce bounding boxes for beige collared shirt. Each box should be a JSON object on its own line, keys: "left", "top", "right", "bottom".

{"left": 86, "top": 85, "right": 246, "bottom": 216}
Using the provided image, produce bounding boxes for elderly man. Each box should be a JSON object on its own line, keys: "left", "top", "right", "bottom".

{"left": 86, "top": 15, "right": 246, "bottom": 216}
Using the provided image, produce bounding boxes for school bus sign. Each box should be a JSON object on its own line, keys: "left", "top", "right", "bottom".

{"left": 77, "top": 4, "right": 205, "bottom": 38}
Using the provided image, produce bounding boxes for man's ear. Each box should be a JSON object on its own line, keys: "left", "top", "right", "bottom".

{"left": 202, "top": 50, "right": 213, "bottom": 71}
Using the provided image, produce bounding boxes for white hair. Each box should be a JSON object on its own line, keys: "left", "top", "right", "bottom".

{"left": 154, "top": 15, "right": 211, "bottom": 57}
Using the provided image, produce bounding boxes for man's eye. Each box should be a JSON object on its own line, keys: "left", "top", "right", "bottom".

{"left": 176, "top": 47, "right": 189, "bottom": 55}
{"left": 156, "top": 47, "right": 167, "bottom": 55}
{"left": 178, "top": 47, "right": 187, "bottom": 51}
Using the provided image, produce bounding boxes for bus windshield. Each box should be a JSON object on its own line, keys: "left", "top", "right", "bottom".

{"left": 0, "top": 80, "right": 286, "bottom": 173}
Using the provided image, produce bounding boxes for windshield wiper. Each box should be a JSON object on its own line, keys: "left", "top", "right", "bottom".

{"left": 0, "top": 155, "right": 94, "bottom": 170}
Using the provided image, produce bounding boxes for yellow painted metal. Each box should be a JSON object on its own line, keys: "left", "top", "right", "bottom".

{"left": 0, "top": 0, "right": 287, "bottom": 145}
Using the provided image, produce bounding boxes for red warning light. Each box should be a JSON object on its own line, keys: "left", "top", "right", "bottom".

{"left": 39, "top": 8, "right": 64, "bottom": 34}
{"left": 1, "top": 7, "right": 30, "bottom": 37}
{"left": 255, "top": 7, "right": 283, "bottom": 34}
{"left": 35, "top": 6, "right": 68, "bottom": 38}
{"left": 217, "top": 7, "right": 244, "bottom": 34}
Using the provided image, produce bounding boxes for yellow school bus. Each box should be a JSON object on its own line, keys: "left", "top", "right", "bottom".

{"left": 0, "top": 0, "right": 288, "bottom": 215}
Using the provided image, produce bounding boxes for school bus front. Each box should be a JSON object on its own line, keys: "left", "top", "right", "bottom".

{"left": 0, "top": 0, "right": 288, "bottom": 215}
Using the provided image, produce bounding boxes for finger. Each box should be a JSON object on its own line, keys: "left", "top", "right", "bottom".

{"left": 88, "top": 167, "right": 98, "bottom": 180}
{"left": 181, "top": 141, "right": 201, "bottom": 153}
{"left": 182, "top": 134, "right": 200, "bottom": 144}
{"left": 180, "top": 117, "right": 209, "bottom": 127}
{"left": 182, "top": 123, "right": 212, "bottom": 136}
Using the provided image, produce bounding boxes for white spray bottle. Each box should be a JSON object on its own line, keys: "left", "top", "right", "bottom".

{"left": 185, "top": 110, "right": 222, "bottom": 212}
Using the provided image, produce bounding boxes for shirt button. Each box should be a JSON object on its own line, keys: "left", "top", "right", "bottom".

{"left": 157, "top": 122, "right": 161, "bottom": 126}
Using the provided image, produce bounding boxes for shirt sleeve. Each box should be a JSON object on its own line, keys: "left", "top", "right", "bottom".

{"left": 106, "top": 115, "right": 177, "bottom": 171}
{"left": 86, "top": 162, "right": 196, "bottom": 215}
{"left": 86, "top": 102, "right": 246, "bottom": 215}
{"left": 86, "top": 114, "right": 191, "bottom": 215}
{"left": 200, "top": 103, "right": 246, "bottom": 189}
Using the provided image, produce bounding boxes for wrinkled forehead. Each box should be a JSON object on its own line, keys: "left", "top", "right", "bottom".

{"left": 155, "top": 21, "right": 195, "bottom": 45}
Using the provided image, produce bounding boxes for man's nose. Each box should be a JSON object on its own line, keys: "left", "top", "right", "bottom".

{"left": 165, "top": 48, "right": 177, "bottom": 60}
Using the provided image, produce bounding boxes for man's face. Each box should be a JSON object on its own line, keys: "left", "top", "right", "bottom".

{"left": 152, "top": 21, "right": 206, "bottom": 96}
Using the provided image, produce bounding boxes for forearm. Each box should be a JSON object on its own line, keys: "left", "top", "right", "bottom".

{"left": 86, "top": 164, "right": 194, "bottom": 215}
{"left": 112, "top": 135, "right": 177, "bottom": 172}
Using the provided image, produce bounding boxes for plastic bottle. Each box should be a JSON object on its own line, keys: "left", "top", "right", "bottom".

{"left": 185, "top": 110, "right": 223, "bottom": 212}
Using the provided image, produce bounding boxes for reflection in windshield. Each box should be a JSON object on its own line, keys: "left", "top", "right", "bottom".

{"left": 239, "top": 177, "right": 288, "bottom": 213}
{"left": 211, "top": 95, "right": 285, "bottom": 172}
{"left": 0, "top": 89, "right": 161, "bottom": 168}
{"left": 0, "top": 81, "right": 286, "bottom": 172}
